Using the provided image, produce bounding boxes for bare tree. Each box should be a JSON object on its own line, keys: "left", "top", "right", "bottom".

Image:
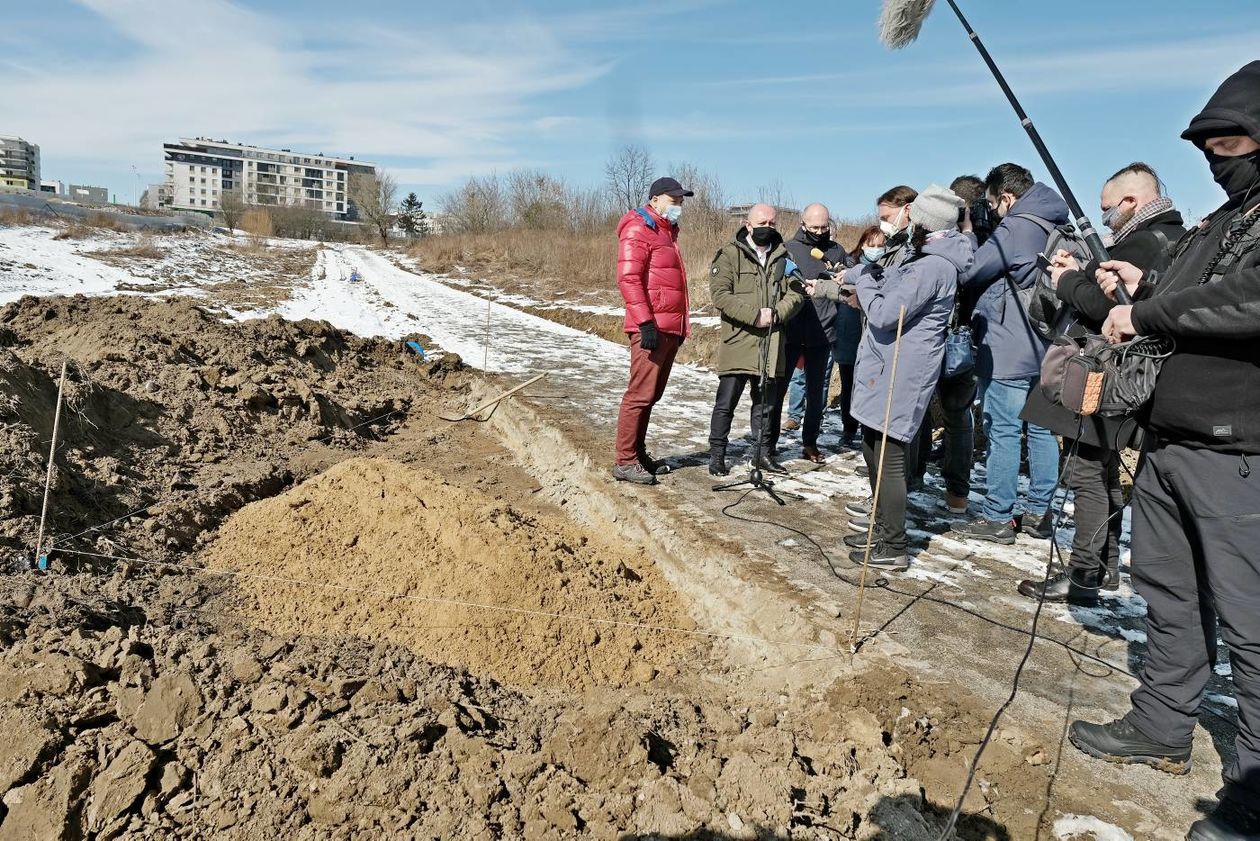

{"left": 507, "top": 169, "right": 568, "bottom": 231}
{"left": 348, "top": 170, "right": 398, "bottom": 245}
{"left": 438, "top": 173, "right": 509, "bottom": 234}
{"left": 670, "top": 161, "right": 730, "bottom": 239}
{"left": 216, "top": 189, "right": 246, "bottom": 233}
{"left": 604, "top": 144, "right": 655, "bottom": 212}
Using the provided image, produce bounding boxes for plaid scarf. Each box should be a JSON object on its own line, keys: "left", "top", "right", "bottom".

{"left": 1115, "top": 196, "right": 1176, "bottom": 244}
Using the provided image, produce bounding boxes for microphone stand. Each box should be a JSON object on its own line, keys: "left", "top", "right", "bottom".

{"left": 713, "top": 252, "right": 804, "bottom": 505}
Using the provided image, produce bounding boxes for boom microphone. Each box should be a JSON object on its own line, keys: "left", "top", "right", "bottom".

{"left": 877, "top": 0, "right": 1131, "bottom": 304}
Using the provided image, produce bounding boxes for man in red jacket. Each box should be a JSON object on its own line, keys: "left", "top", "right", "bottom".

{"left": 613, "top": 176, "right": 693, "bottom": 485}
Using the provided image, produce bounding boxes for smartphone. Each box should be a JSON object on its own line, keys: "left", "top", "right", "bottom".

{"left": 1035, "top": 252, "right": 1053, "bottom": 272}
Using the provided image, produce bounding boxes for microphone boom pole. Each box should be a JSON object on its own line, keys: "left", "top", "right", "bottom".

{"left": 881, "top": 0, "right": 1132, "bottom": 304}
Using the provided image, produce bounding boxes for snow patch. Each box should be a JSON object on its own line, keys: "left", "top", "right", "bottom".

{"left": 1053, "top": 814, "right": 1134, "bottom": 840}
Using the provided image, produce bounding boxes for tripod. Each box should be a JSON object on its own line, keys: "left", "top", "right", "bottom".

{"left": 713, "top": 267, "right": 803, "bottom": 505}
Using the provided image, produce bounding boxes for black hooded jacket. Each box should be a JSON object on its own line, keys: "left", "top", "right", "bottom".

{"left": 1132, "top": 61, "right": 1260, "bottom": 453}
{"left": 783, "top": 229, "right": 846, "bottom": 348}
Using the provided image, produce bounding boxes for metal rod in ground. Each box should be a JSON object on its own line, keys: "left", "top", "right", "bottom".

{"left": 849, "top": 305, "right": 906, "bottom": 653}
{"left": 34, "top": 359, "right": 69, "bottom": 569}
{"left": 439, "top": 373, "right": 547, "bottom": 422}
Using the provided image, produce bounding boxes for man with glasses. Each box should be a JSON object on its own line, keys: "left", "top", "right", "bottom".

{"left": 707, "top": 204, "right": 805, "bottom": 477}
{"left": 777, "top": 203, "right": 847, "bottom": 463}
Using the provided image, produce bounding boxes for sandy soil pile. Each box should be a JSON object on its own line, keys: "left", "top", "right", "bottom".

{"left": 201, "top": 457, "right": 692, "bottom": 689}
{"left": 0, "top": 294, "right": 460, "bottom": 565}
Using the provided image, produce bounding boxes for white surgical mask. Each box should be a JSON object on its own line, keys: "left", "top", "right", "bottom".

{"left": 862, "top": 246, "right": 886, "bottom": 263}
{"left": 878, "top": 206, "right": 906, "bottom": 238}
{"left": 662, "top": 204, "right": 682, "bottom": 224}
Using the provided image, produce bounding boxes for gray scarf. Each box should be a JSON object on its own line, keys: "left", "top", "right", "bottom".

{"left": 1115, "top": 196, "right": 1176, "bottom": 244}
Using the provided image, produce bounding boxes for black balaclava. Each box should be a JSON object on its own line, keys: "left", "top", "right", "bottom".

{"left": 1182, "top": 60, "right": 1260, "bottom": 206}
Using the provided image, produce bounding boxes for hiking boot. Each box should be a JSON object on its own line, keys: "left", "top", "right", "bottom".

{"left": 752, "top": 455, "right": 789, "bottom": 475}
{"left": 1068, "top": 718, "right": 1192, "bottom": 775}
{"left": 941, "top": 493, "right": 969, "bottom": 515}
{"left": 951, "top": 517, "right": 1017, "bottom": 545}
{"left": 1103, "top": 562, "right": 1121, "bottom": 592}
{"left": 612, "top": 462, "right": 657, "bottom": 486}
{"left": 783, "top": 418, "right": 801, "bottom": 432}
{"left": 1017, "top": 569, "right": 1103, "bottom": 604}
{"left": 845, "top": 498, "right": 872, "bottom": 518}
{"left": 708, "top": 449, "right": 729, "bottom": 477}
{"left": 1187, "top": 798, "right": 1260, "bottom": 841}
{"left": 638, "top": 450, "right": 671, "bottom": 476}
{"left": 848, "top": 542, "right": 909, "bottom": 570}
{"left": 1022, "top": 510, "right": 1056, "bottom": 540}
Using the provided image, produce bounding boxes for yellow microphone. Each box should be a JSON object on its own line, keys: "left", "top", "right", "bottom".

{"left": 810, "top": 247, "right": 825, "bottom": 261}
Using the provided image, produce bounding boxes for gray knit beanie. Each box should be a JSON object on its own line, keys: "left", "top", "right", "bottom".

{"left": 910, "top": 184, "right": 965, "bottom": 233}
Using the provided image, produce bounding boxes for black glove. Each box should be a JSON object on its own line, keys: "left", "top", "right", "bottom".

{"left": 639, "top": 320, "right": 659, "bottom": 350}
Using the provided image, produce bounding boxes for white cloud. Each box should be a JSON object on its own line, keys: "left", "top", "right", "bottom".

{"left": 7, "top": 0, "right": 617, "bottom": 184}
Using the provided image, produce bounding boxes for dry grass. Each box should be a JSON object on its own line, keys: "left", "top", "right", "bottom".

{"left": 51, "top": 212, "right": 132, "bottom": 240}
{"left": 240, "top": 208, "right": 274, "bottom": 238}
{"left": 108, "top": 237, "right": 166, "bottom": 259}
{"left": 0, "top": 207, "right": 35, "bottom": 226}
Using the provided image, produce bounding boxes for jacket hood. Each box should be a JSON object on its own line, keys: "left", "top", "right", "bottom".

{"left": 1007, "top": 182, "right": 1069, "bottom": 226}
{"left": 918, "top": 230, "right": 974, "bottom": 273}
{"left": 1182, "top": 60, "right": 1260, "bottom": 148}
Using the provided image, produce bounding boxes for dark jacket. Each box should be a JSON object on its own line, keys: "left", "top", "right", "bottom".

{"left": 817, "top": 231, "right": 971, "bottom": 442}
{"left": 833, "top": 253, "right": 865, "bottom": 366}
{"left": 1020, "top": 207, "right": 1187, "bottom": 448}
{"left": 1130, "top": 199, "right": 1260, "bottom": 453}
{"left": 783, "top": 230, "right": 846, "bottom": 348}
{"left": 709, "top": 228, "right": 806, "bottom": 378}
{"left": 960, "top": 182, "right": 1070, "bottom": 380}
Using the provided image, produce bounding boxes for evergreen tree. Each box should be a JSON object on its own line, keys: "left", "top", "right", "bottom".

{"left": 398, "top": 192, "right": 429, "bottom": 238}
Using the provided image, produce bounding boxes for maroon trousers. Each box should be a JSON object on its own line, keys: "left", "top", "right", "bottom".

{"left": 615, "top": 332, "right": 681, "bottom": 465}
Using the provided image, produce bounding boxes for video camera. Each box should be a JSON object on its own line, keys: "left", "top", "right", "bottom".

{"left": 959, "top": 198, "right": 996, "bottom": 244}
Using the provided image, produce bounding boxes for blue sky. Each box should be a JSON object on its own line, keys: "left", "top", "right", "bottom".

{"left": 5, "top": 0, "right": 1260, "bottom": 221}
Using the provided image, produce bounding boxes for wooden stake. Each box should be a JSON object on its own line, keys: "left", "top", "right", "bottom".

{"left": 34, "top": 359, "right": 68, "bottom": 569}
{"left": 849, "top": 305, "right": 907, "bottom": 653}
{"left": 439, "top": 373, "right": 547, "bottom": 422}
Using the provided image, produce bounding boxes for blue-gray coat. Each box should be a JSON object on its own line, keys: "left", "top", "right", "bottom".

{"left": 846, "top": 231, "right": 973, "bottom": 443}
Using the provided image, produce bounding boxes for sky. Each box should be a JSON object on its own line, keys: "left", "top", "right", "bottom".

{"left": 5, "top": 0, "right": 1260, "bottom": 221}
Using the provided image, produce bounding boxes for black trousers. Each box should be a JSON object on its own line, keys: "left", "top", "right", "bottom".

{"left": 837, "top": 363, "right": 858, "bottom": 440}
{"left": 1064, "top": 441, "right": 1123, "bottom": 577}
{"left": 862, "top": 425, "right": 909, "bottom": 550}
{"left": 772, "top": 343, "right": 830, "bottom": 449}
{"left": 1124, "top": 442, "right": 1260, "bottom": 806}
{"left": 909, "top": 371, "right": 977, "bottom": 497}
{"left": 709, "top": 374, "right": 779, "bottom": 455}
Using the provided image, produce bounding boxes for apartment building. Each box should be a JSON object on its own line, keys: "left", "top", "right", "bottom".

{"left": 161, "top": 138, "right": 376, "bottom": 220}
{"left": 0, "top": 135, "right": 41, "bottom": 190}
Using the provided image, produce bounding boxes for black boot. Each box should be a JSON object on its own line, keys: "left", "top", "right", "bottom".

{"left": 1021, "top": 510, "right": 1056, "bottom": 539}
{"left": 638, "top": 450, "right": 671, "bottom": 476}
{"left": 1068, "top": 718, "right": 1192, "bottom": 775}
{"left": 1103, "top": 558, "right": 1121, "bottom": 592}
{"left": 708, "top": 448, "right": 729, "bottom": 477}
{"left": 752, "top": 454, "right": 789, "bottom": 475}
{"left": 1187, "top": 797, "right": 1260, "bottom": 841}
{"left": 1018, "top": 568, "right": 1104, "bottom": 603}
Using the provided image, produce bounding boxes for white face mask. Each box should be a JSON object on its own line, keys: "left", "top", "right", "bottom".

{"left": 878, "top": 206, "right": 906, "bottom": 238}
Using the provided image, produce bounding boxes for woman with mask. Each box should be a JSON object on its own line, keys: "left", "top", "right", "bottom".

{"left": 810, "top": 186, "right": 972, "bottom": 569}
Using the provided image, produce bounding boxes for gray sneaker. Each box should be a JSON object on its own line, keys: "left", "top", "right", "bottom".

{"left": 845, "top": 498, "right": 872, "bottom": 518}
{"left": 612, "top": 463, "right": 658, "bottom": 486}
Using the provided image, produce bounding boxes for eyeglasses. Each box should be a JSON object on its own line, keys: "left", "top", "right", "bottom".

{"left": 803, "top": 224, "right": 830, "bottom": 234}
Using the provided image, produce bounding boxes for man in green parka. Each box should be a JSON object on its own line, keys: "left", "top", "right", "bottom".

{"left": 707, "top": 203, "right": 807, "bottom": 477}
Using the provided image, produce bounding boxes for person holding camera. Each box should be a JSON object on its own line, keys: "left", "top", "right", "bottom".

{"left": 612, "top": 176, "right": 693, "bottom": 486}
{"left": 707, "top": 204, "right": 806, "bottom": 478}
{"left": 1016, "top": 163, "right": 1185, "bottom": 604}
{"left": 776, "top": 203, "right": 847, "bottom": 463}
{"left": 1068, "top": 61, "right": 1260, "bottom": 841}
{"left": 810, "top": 185, "right": 971, "bottom": 570}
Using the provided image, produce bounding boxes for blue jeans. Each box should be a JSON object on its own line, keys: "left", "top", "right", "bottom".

{"left": 977, "top": 376, "right": 1059, "bottom": 522}
{"left": 787, "top": 364, "right": 808, "bottom": 421}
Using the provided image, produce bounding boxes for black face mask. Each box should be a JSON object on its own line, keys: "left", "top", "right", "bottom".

{"left": 750, "top": 226, "right": 776, "bottom": 247}
{"left": 1207, "top": 149, "right": 1260, "bottom": 204}
{"left": 802, "top": 228, "right": 829, "bottom": 247}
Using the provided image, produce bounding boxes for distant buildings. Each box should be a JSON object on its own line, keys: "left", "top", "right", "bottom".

{"left": 66, "top": 184, "right": 109, "bottom": 203}
{"left": 40, "top": 179, "right": 63, "bottom": 195}
{"left": 161, "top": 137, "right": 376, "bottom": 220}
{"left": 0, "top": 135, "right": 40, "bottom": 191}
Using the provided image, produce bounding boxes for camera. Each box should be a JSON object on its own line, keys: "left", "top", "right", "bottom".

{"left": 959, "top": 198, "right": 996, "bottom": 244}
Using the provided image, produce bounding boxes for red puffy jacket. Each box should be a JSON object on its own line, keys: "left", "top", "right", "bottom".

{"left": 616, "top": 206, "right": 690, "bottom": 338}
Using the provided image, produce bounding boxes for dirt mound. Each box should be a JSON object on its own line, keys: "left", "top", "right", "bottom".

{"left": 201, "top": 457, "right": 692, "bottom": 689}
{"left": 0, "top": 567, "right": 988, "bottom": 840}
{"left": 0, "top": 295, "right": 462, "bottom": 565}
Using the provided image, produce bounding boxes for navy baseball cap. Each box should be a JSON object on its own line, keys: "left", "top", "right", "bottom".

{"left": 648, "top": 177, "right": 694, "bottom": 199}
